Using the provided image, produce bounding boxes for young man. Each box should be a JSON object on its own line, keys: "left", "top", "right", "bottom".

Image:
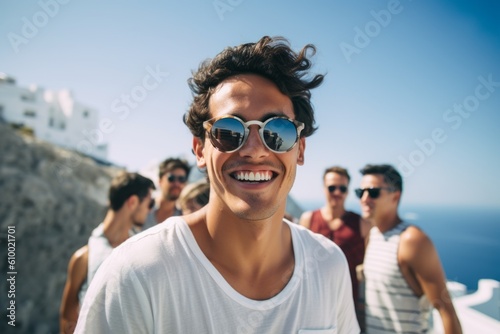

{"left": 142, "top": 157, "right": 191, "bottom": 228}
{"left": 299, "top": 166, "right": 370, "bottom": 323}
{"left": 357, "top": 164, "right": 462, "bottom": 334}
{"left": 59, "top": 172, "right": 155, "bottom": 333}
{"left": 75, "top": 36, "right": 359, "bottom": 333}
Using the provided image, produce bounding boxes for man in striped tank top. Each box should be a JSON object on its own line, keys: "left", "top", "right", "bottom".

{"left": 356, "top": 164, "right": 462, "bottom": 334}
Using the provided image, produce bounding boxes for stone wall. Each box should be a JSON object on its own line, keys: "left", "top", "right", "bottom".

{"left": 0, "top": 122, "right": 122, "bottom": 333}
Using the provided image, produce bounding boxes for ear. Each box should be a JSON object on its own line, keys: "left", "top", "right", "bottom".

{"left": 392, "top": 191, "right": 401, "bottom": 204}
{"left": 297, "top": 137, "right": 305, "bottom": 165}
{"left": 126, "top": 195, "right": 140, "bottom": 210}
{"left": 193, "top": 137, "right": 206, "bottom": 168}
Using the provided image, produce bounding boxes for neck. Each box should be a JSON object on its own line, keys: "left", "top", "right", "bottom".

{"left": 186, "top": 201, "right": 295, "bottom": 300}
{"left": 157, "top": 195, "right": 177, "bottom": 208}
{"left": 323, "top": 205, "right": 345, "bottom": 220}
{"left": 220, "top": 210, "right": 286, "bottom": 253}
{"left": 102, "top": 210, "right": 132, "bottom": 248}
{"left": 375, "top": 214, "right": 401, "bottom": 233}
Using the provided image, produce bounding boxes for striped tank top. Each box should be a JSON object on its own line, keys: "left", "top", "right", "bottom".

{"left": 364, "top": 222, "right": 430, "bottom": 333}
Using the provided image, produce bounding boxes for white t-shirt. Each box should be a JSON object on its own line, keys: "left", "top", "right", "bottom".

{"left": 75, "top": 217, "right": 360, "bottom": 334}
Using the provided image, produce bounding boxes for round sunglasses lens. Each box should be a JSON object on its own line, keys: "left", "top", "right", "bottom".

{"left": 211, "top": 118, "right": 245, "bottom": 152}
{"left": 263, "top": 119, "right": 298, "bottom": 152}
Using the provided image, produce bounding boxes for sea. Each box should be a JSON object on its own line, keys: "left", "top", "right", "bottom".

{"left": 299, "top": 202, "right": 500, "bottom": 292}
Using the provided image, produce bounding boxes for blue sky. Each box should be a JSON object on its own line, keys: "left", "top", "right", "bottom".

{"left": 1, "top": 0, "right": 499, "bottom": 209}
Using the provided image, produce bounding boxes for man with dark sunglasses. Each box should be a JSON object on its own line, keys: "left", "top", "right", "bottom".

{"left": 60, "top": 172, "right": 155, "bottom": 333}
{"left": 75, "top": 36, "right": 360, "bottom": 333}
{"left": 358, "top": 164, "right": 462, "bottom": 334}
{"left": 142, "top": 157, "right": 191, "bottom": 229}
{"left": 299, "top": 166, "right": 371, "bottom": 325}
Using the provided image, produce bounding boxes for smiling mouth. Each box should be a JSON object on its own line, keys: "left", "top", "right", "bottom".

{"left": 231, "top": 170, "right": 274, "bottom": 182}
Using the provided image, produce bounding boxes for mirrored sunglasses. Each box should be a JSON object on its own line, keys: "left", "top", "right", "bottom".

{"left": 203, "top": 115, "right": 305, "bottom": 153}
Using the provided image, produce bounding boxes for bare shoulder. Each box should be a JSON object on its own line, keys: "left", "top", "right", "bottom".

{"left": 399, "top": 225, "right": 434, "bottom": 261}
{"left": 73, "top": 245, "right": 88, "bottom": 259}
{"left": 63, "top": 245, "right": 88, "bottom": 287}
{"left": 69, "top": 245, "right": 88, "bottom": 269}
{"left": 298, "top": 210, "right": 313, "bottom": 228}
{"left": 401, "top": 225, "right": 431, "bottom": 244}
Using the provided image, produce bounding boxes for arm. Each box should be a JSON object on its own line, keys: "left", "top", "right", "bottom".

{"left": 298, "top": 211, "right": 313, "bottom": 229}
{"left": 59, "top": 246, "right": 88, "bottom": 334}
{"left": 399, "top": 227, "right": 462, "bottom": 334}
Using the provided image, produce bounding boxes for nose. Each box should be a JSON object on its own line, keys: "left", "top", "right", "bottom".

{"left": 238, "top": 125, "right": 269, "bottom": 158}
{"left": 359, "top": 190, "right": 371, "bottom": 202}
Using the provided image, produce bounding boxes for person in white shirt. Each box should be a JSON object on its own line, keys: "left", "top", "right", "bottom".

{"left": 59, "top": 172, "right": 155, "bottom": 333}
{"left": 75, "top": 35, "right": 360, "bottom": 334}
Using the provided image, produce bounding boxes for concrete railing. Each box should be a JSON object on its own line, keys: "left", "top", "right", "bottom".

{"left": 431, "top": 279, "right": 500, "bottom": 333}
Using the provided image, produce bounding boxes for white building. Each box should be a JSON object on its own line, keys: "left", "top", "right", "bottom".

{"left": 0, "top": 72, "right": 108, "bottom": 160}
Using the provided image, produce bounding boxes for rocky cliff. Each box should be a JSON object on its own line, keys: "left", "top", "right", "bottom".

{"left": 0, "top": 122, "right": 122, "bottom": 333}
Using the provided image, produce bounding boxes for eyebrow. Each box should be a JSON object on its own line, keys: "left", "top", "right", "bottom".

{"left": 232, "top": 111, "right": 290, "bottom": 122}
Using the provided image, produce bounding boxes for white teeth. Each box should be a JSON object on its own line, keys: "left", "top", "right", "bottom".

{"left": 235, "top": 171, "right": 271, "bottom": 181}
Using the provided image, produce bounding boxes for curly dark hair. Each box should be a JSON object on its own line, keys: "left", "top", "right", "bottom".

{"left": 184, "top": 36, "right": 325, "bottom": 141}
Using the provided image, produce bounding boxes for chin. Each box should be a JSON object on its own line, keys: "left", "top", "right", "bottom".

{"left": 361, "top": 211, "right": 371, "bottom": 220}
{"left": 231, "top": 202, "right": 277, "bottom": 221}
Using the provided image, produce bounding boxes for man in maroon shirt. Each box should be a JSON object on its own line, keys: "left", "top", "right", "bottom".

{"left": 299, "top": 166, "right": 371, "bottom": 324}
